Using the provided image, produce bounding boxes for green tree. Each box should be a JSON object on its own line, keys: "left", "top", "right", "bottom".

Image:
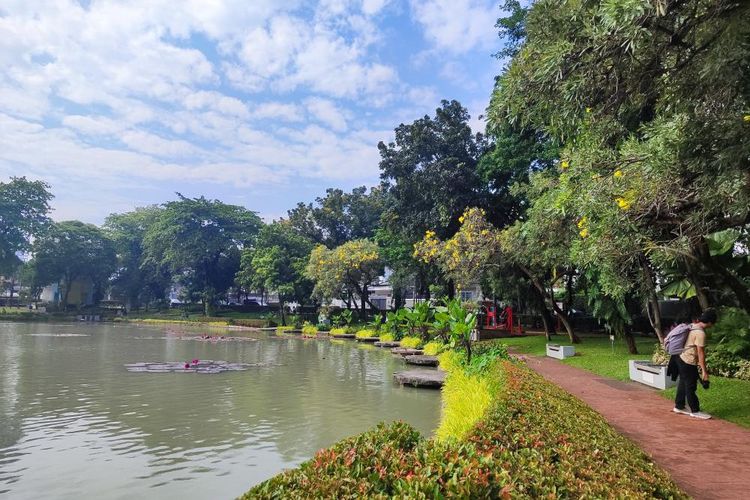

{"left": 287, "top": 186, "right": 387, "bottom": 248}
{"left": 236, "top": 221, "right": 314, "bottom": 325}
{"left": 0, "top": 177, "right": 53, "bottom": 275}
{"left": 378, "top": 100, "right": 488, "bottom": 298}
{"left": 104, "top": 206, "right": 171, "bottom": 310}
{"left": 142, "top": 195, "right": 262, "bottom": 316}
{"left": 489, "top": 0, "right": 750, "bottom": 313}
{"left": 31, "top": 221, "right": 117, "bottom": 307}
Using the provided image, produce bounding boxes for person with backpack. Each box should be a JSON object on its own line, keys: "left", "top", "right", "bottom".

{"left": 670, "top": 309, "right": 717, "bottom": 419}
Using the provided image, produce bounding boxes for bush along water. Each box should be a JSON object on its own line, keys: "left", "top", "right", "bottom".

{"left": 301, "top": 322, "right": 319, "bottom": 337}
{"left": 355, "top": 329, "right": 379, "bottom": 340}
{"left": 243, "top": 357, "right": 684, "bottom": 499}
{"left": 399, "top": 336, "right": 423, "bottom": 349}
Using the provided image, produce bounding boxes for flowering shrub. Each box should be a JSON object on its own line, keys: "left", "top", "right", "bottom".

{"left": 244, "top": 361, "right": 684, "bottom": 498}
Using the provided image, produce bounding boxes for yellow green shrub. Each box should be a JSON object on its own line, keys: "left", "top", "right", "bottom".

{"left": 355, "top": 329, "right": 379, "bottom": 339}
{"left": 435, "top": 351, "right": 502, "bottom": 441}
{"left": 422, "top": 341, "right": 446, "bottom": 356}
{"left": 399, "top": 336, "right": 423, "bottom": 349}
{"left": 329, "top": 327, "right": 349, "bottom": 336}
{"left": 379, "top": 332, "right": 395, "bottom": 342}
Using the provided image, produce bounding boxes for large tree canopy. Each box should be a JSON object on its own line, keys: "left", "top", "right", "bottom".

{"left": 142, "top": 195, "right": 262, "bottom": 316}
{"left": 236, "top": 220, "right": 314, "bottom": 324}
{"left": 287, "top": 186, "right": 386, "bottom": 249}
{"left": 30, "top": 220, "right": 116, "bottom": 307}
{"left": 0, "top": 177, "right": 53, "bottom": 274}
{"left": 104, "top": 206, "right": 170, "bottom": 309}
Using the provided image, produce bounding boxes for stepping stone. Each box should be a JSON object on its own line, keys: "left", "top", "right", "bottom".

{"left": 329, "top": 333, "right": 356, "bottom": 339}
{"left": 374, "top": 341, "right": 400, "bottom": 348}
{"left": 394, "top": 369, "right": 446, "bottom": 388}
{"left": 391, "top": 348, "right": 424, "bottom": 357}
{"left": 355, "top": 336, "right": 380, "bottom": 343}
{"left": 405, "top": 355, "right": 439, "bottom": 367}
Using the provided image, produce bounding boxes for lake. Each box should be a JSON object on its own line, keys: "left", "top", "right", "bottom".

{"left": 0, "top": 322, "right": 441, "bottom": 499}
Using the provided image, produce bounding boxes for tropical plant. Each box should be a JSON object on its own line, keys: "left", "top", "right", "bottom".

{"left": 443, "top": 298, "right": 477, "bottom": 363}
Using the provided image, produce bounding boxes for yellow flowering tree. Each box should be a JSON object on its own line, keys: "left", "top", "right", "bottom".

{"left": 305, "top": 239, "right": 384, "bottom": 316}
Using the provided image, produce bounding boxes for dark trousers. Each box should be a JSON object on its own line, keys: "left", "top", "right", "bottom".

{"left": 675, "top": 358, "right": 700, "bottom": 412}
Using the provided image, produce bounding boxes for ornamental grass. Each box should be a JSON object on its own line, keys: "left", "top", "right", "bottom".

{"left": 244, "top": 360, "right": 685, "bottom": 499}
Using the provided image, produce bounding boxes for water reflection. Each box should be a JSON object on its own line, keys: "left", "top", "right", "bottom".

{"left": 0, "top": 322, "right": 440, "bottom": 499}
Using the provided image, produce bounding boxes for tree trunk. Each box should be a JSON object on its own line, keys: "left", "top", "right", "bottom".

{"left": 520, "top": 265, "right": 579, "bottom": 343}
{"left": 623, "top": 325, "right": 638, "bottom": 354}
{"left": 279, "top": 301, "right": 286, "bottom": 326}
{"left": 639, "top": 254, "right": 664, "bottom": 342}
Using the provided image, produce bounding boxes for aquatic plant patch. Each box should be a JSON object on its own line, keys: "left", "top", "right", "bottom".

{"left": 244, "top": 360, "right": 685, "bottom": 498}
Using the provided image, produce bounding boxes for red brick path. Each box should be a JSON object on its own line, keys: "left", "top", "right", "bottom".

{"left": 520, "top": 355, "right": 750, "bottom": 500}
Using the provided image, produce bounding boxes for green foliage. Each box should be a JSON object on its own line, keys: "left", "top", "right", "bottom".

{"left": 711, "top": 308, "right": 750, "bottom": 358}
{"left": 332, "top": 309, "right": 353, "bottom": 327}
{"left": 104, "top": 206, "right": 169, "bottom": 308}
{"left": 142, "top": 195, "right": 261, "bottom": 316}
{"left": 399, "top": 336, "right": 423, "bottom": 349}
{"left": 245, "top": 362, "right": 685, "bottom": 498}
{"left": 441, "top": 298, "right": 477, "bottom": 363}
{"left": 29, "top": 220, "right": 117, "bottom": 306}
{"left": 287, "top": 186, "right": 387, "bottom": 248}
{"left": 0, "top": 177, "right": 52, "bottom": 275}
{"left": 236, "top": 221, "right": 313, "bottom": 320}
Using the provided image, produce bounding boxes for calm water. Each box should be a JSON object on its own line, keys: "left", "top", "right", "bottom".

{"left": 0, "top": 322, "right": 440, "bottom": 499}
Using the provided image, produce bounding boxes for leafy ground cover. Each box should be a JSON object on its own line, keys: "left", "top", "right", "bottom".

{"left": 243, "top": 360, "right": 685, "bottom": 499}
{"left": 500, "top": 335, "right": 750, "bottom": 428}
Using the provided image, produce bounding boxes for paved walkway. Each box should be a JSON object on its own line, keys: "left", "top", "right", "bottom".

{"left": 520, "top": 355, "right": 750, "bottom": 500}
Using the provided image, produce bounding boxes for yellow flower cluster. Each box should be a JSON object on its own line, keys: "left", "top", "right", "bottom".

{"left": 561, "top": 159, "right": 570, "bottom": 169}
{"left": 577, "top": 216, "right": 589, "bottom": 238}
{"left": 613, "top": 169, "right": 623, "bottom": 178}
{"left": 744, "top": 115, "right": 750, "bottom": 123}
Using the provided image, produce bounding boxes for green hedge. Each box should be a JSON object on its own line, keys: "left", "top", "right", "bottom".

{"left": 243, "top": 361, "right": 685, "bottom": 498}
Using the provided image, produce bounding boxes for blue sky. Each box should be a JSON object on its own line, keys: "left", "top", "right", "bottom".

{"left": 0, "top": 0, "right": 506, "bottom": 223}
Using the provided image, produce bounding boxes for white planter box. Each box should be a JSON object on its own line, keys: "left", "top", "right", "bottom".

{"left": 628, "top": 360, "right": 676, "bottom": 390}
{"left": 546, "top": 343, "right": 575, "bottom": 359}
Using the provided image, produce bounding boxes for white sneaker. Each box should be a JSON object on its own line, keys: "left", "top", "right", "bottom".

{"left": 689, "top": 411, "right": 712, "bottom": 420}
{"left": 673, "top": 407, "right": 690, "bottom": 415}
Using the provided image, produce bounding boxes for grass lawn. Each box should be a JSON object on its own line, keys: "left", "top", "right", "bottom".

{"left": 498, "top": 334, "right": 750, "bottom": 428}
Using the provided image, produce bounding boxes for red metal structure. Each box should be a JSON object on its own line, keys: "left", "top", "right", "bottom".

{"left": 480, "top": 302, "right": 523, "bottom": 335}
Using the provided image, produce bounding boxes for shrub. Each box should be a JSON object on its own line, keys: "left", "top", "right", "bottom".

{"left": 379, "top": 332, "right": 395, "bottom": 342}
{"left": 244, "top": 361, "right": 685, "bottom": 499}
{"left": 711, "top": 307, "right": 750, "bottom": 358}
{"left": 399, "top": 336, "right": 423, "bottom": 349}
{"left": 355, "top": 329, "right": 379, "bottom": 339}
{"left": 229, "top": 318, "right": 268, "bottom": 328}
{"left": 329, "top": 327, "right": 349, "bottom": 337}
{"left": 435, "top": 351, "right": 502, "bottom": 442}
{"left": 301, "top": 322, "right": 319, "bottom": 337}
{"left": 275, "top": 325, "right": 295, "bottom": 334}
{"left": 422, "top": 341, "right": 446, "bottom": 356}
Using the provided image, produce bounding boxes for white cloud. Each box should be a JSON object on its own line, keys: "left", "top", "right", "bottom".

{"left": 305, "top": 98, "right": 349, "bottom": 132}
{"left": 410, "top": 0, "right": 498, "bottom": 54}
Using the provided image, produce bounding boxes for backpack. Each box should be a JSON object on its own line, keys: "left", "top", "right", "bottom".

{"left": 663, "top": 323, "right": 692, "bottom": 355}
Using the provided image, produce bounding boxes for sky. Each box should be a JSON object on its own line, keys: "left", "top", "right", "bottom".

{"left": 0, "top": 0, "right": 506, "bottom": 224}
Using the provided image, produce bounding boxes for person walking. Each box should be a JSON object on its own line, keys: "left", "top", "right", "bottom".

{"left": 673, "top": 309, "right": 717, "bottom": 419}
